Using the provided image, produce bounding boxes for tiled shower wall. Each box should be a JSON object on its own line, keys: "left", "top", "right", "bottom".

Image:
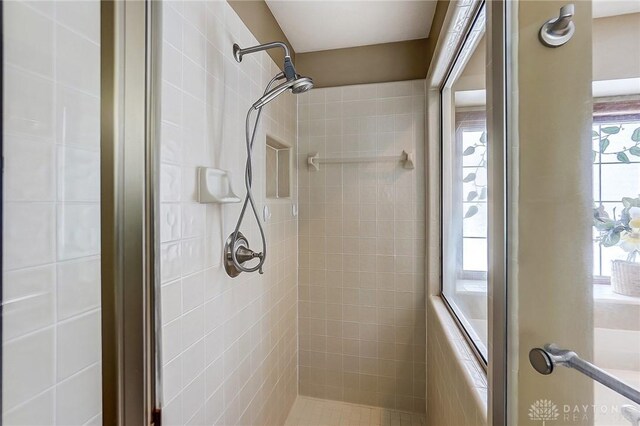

{"left": 159, "top": 2, "right": 298, "bottom": 425}
{"left": 426, "top": 300, "right": 487, "bottom": 425}
{"left": 297, "top": 81, "right": 427, "bottom": 412}
{"left": 3, "top": 1, "right": 102, "bottom": 424}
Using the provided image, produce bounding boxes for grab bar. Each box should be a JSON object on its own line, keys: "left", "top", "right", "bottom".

{"left": 307, "top": 150, "right": 414, "bottom": 171}
{"left": 529, "top": 344, "right": 640, "bottom": 405}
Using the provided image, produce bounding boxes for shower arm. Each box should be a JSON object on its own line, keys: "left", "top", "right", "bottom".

{"left": 233, "top": 42, "right": 297, "bottom": 81}
{"left": 233, "top": 42, "right": 291, "bottom": 63}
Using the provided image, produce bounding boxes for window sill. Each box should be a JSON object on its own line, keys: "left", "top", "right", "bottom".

{"left": 454, "top": 280, "right": 640, "bottom": 306}
{"left": 429, "top": 295, "right": 488, "bottom": 422}
{"left": 594, "top": 284, "right": 640, "bottom": 305}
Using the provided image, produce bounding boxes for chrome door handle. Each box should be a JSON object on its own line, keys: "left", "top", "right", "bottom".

{"left": 530, "top": 344, "right": 640, "bottom": 405}
{"left": 539, "top": 4, "right": 575, "bottom": 47}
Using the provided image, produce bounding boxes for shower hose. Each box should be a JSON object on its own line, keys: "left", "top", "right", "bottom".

{"left": 229, "top": 73, "right": 282, "bottom": 274}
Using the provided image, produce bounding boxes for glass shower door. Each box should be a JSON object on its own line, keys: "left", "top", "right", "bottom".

{"left": 2, "top": 1, "right": 102, "bottom": 424}
{"left": 502, "top": 1, "right": 640, "bottom": 425}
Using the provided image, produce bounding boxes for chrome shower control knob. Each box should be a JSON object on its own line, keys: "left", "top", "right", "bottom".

{"left": 224, "top": 232, "right": 264, "bottom": 277}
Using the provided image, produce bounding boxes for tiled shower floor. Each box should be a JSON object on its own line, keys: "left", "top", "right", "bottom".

{"left": 284, "top": 396, "right": 427, "bottom": 426}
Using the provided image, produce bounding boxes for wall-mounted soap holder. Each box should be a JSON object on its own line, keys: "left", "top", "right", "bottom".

{"left": 197, "top": 167, "right": 241, "bottom": 204}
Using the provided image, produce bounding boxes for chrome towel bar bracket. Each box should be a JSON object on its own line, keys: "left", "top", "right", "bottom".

{"left": 530, "top": 344, "right": 640, "bottom": 405}
{"left": 539, "top": 4, "right": 575, "bottom": 48}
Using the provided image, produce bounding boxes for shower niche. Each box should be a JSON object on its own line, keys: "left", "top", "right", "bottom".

{"left": 266, "top": 135, "right": 291, "bottom": 199}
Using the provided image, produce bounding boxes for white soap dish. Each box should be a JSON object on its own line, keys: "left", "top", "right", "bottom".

{"left": 197, "top": 167, "right": 241, "bottom": 204}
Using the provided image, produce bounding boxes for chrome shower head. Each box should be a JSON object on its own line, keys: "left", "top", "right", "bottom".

{"left": 291, "top": 76, "right": 314, "bottom": 94}
{"left": 233, "top": 41, "right": 313, "bottom": 109}
{"left": 252, "top": 76, "right": 314, "bottom": 109}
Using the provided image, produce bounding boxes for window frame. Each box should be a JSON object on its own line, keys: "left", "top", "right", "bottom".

{"left": 456, "top": 110, "right": 488, "bottom": 280}
{"left": 592, "top": 97, "right": 640, "bottom": 284}
{"left": 439, "top": 2, "right": 489, "bottom": 367}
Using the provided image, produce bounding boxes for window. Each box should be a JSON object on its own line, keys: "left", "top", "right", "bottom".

{"left": 457, "top": 112, "right": 488, "bottom": 276}
{"left": 592, "top": 99, "right": 640, "bottom": 281}
{"left": 441, "top": 5, "right": 488, "bottom": 363}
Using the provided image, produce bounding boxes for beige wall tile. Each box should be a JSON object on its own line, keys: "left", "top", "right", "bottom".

{"left": 297, "top": 81, "right": 426, "bottom": 411}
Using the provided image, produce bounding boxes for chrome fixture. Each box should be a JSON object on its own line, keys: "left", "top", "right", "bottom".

{"left": 224, "top": 41, "right": 313, "bottom": 277}
{"left": 253, "top": 76, "right": 314, "bottom": 110}
{"left": 539, "top": 4, "right": 575, "bottom": 48}
{"left": 622, "top": 405, "right": 640, "bottom": 426}
{"left": 530, "top": 344, "right": 640, "bottom": 404}
{"left": 224, "top": 232, "right": 261, "bottom": 278}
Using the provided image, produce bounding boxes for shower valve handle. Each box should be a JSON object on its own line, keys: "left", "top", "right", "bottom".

{"left": 224, "top": 232, "right": 265, "bottom": 277}
{"left": 235, "top": 246, "right": 263, "bottom": 264}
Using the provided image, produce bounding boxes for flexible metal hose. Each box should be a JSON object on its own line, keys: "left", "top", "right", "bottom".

{"left": 229, "top": 74, "right": 281, "bottom": 274}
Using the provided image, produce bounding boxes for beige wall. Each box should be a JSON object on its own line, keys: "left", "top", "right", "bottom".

{"left": 297, "top": 80, "right": 427, "bottom": 412}
{"left": 227, "top": 0, "right": 295, "bottom": 66}
{"left": 296, "top": 39, "right": 430, "bottom": 88}
{"left": 454, "top": 35, "right": 486, "bottom": 92}
{"left": 159, "top": 2, "right": 298, "bottom": 425}
{"left": 593, "top": 12, "right": 640, "bottom": 81}
{"left": 457, "top": 13, "right": 640, "bottom": 91}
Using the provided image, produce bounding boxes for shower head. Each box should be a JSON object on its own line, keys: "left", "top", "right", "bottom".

{"left": 291, "top": 77, "right": 314, "bottom": 94}
{"left": 233, "top": 41, "right": 313, "bottom": 109}
{"left": 252, "top": 76, "right": 314, "bottom": 110}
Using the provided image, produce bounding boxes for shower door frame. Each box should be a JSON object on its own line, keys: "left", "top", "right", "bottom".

{"left": 0, "top": 4, "right": 4, "bottom": 421}
{"left": 486, "top": 1, "right": 509, "bottom": 425}
{"left": 426, "top": 0, "right": 510, "bottom": 424}
{"left": 100, "top": 0, "right": 162, "bottom": 424}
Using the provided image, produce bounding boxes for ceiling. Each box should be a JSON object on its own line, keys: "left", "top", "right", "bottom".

{"left": 265, "top": 0, "right": 438, "bottom": 53}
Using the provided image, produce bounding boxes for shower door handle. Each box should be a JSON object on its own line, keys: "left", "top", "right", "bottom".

{"left": 529, "top": 344, "right": 640, "bottom": 404}
{"left": 539, "top": 4, "right": 575, "bottom": 47}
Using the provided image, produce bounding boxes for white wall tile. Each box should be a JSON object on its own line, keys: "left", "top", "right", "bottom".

{"left": 56, "top": 310, "right": 101, "bottom": 380}
{"left": 55, "top": 363, "right": 101, "bottom": 425}
{"left": 56, "top": 85, "right": 100, "bottom": 149}
{"left": 162, "top": 82, "right": 183, "bottom": 127}
{"left": 4, "top": 66, "right": 55, "bottom": 139}
{"left": 4, "top": 1, "right": 54, "bottom": 76}
{"left": 159, "top": 3, "right": 298, "bottom": 424}
{"left": 4, "top": 136, "right": 56, "bottom": 202}
{"left": 3, "top": 265, "right": 55, "bottom": 340}
{"left": 183, "top": 21, "right": 207, "bottom": 68}
{"left": 2, "top": 389, "right": 54, "bottom": 426}
{"left": 3, "top": 328, "right": 55, "bottom": 411}
{"left": 161, "top": 163, "right": 183, "bottom": 202}
{"left": 161, "top": 203, "right": 182, "bottom": 243}
{"left": 57, "top": 203, "right": 100, "bottom": 260}
{"left": 162, "top": 280, "right": 183, "bottom": 325}
{"left": 3, "top": 2, "right": 102, "bottom": 422}
{"left": 182, "top": 271, "right": 204, "bottom": 312}
{"left": 161, "top": 242, "right": 182, "bottom": 283}
{"left": 5, "top": 202, "right": 56, "bottom": 270}
{"left": 57, "top": 146, "right": 100, "bottom": 202}
{"left": 55, "top": 1, "right": 100, "bottom": 44}
{"left": 182, "top": 203, "right": 206, "bottom": 239}
{"left": 57, "top": 257, "right": 101, "bottom": 320}
{"left": 56, "top": 25, "right": 99, "bottom": 96}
